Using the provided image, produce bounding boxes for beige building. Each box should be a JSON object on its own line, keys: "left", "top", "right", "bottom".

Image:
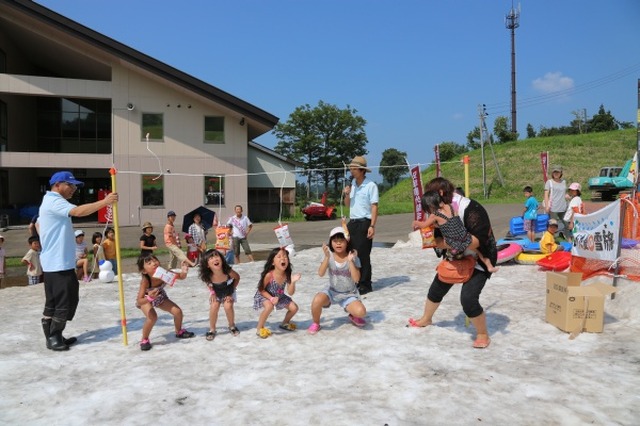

{"left": 0, "top": 0, "right": 297, "bottom": 227}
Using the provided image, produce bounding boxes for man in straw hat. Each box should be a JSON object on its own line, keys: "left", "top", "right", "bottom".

{"left": 343, "top": 155, "right": 379, "bottom": 294}
{"left": 39, "top": 171, "right": 118, "bottom": 351}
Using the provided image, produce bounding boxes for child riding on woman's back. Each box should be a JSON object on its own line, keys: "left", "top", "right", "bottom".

{"left": 414, "top": 190, "right": 499, "bottom": 273}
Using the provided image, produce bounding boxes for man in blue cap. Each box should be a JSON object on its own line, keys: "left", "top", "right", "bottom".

{"left": 39, "top": 171, "right": 118, "bottom": 351}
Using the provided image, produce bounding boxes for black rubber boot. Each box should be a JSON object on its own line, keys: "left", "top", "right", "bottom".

{"left": 48, "top": 318, "right": 69, "bottom": 351}
{"left": 42, "top": 318, "right": 77, "bottom": 348}
{"left": 42, "top": 318, "right": 52, "bottom": 349}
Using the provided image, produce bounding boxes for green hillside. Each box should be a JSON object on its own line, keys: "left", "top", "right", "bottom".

{"left": 379, "top": 128, "right": 637, "bottom": 214}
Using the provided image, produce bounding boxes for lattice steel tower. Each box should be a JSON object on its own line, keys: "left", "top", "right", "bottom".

{"left": 505, "top": 3, "right": 520, "bottom": 134}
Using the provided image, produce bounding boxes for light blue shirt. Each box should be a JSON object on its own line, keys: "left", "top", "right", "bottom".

{"left": 39, "top": 191, "right": 76, "bottom": 272}
{"left": 349, "top": 177, "right": 379, "bottom": 219}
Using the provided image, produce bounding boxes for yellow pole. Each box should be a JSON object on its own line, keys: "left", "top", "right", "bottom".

{"left": 109, "top": 167, "right": 128, "bottom": 346}
{"left": 463, "top": 155, "right": 470, "bottom": 197}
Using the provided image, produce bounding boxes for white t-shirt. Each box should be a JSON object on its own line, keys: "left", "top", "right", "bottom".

{"left": 544, "top": 179, "right": 568, "bottom": 213}
{"left": 564, "top": 196, "right": 584, "bottom": 222}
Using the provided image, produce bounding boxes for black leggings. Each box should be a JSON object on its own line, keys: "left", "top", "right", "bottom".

{"left": 427, "top": 268, "right": 487, "bottom": 318}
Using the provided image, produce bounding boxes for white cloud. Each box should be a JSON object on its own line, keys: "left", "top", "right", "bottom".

{"left": 532, "top": 71, "right": 574, "bottom": 94}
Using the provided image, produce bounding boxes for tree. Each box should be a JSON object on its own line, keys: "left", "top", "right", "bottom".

{"left": 273, "top": 101, "right": 367, "bottom": 195}
{"left": 379, "top": 148, "right": 407, "bottom": 187}
{"left": 588, "top": 104, "right": 618, "bottom": 133}
{"left": 466, "top": 126, "right": 481, "bottom": 150}
{"left": 526, "top": 123, "right": 536, "bottom": 139}
{"left": 493, "top": 116, "right": 518, "bottom": 143}
{"left": 438, "top": 141, "right": 467, "bottom": 162}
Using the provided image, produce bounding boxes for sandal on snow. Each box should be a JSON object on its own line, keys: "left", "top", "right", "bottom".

{"left": 473, "top": 336, "right": 491, "bottom": 349}
{"left": 140, "top": 339, "right": 152, "bottom": 351}
{"left": 205, "top": 330, "right": 216, "bottom": 341}
{"left": 278, "top": 323, "right": 297, "bottom": 331}
{"left": 349, "top": 314, "right": 366, "bottom": 327}
{"left": 229, "top": 326, "right": 240, "bottom": 336}
{"left": 176, "top": 329, "right": 195, "bottom": 339}
{"left": 256, "top": 328, "right": 272, "bottom": 339}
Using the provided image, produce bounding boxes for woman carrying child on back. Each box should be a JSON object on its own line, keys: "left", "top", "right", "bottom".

{"left": 198, "top": 249, "right": 240, "bottom": 340}
{"left": 308, "top": 227, "right": 367, "bottom": 335}
{"left": 414, "top": 190, "right": 498, "bottom": 273}
{"left": 253, "top": 247, "right": 300, "bottom": 339}
{"left": 135, "top": 254, "right": 195, "bottom": 351}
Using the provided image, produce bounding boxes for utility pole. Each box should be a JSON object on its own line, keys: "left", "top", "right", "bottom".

{"left": 505, "top": 3, "right": 520, "bottom": 135}
{"left": 478, "top": 104, "right": 488, "bottom": 199}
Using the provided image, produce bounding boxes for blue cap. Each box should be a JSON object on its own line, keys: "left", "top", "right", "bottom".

{"left": 49, "top": 171, "right": 84, "bottom": 187}
{"left": 167, "top": 210, "right": 176, "bottom": 217}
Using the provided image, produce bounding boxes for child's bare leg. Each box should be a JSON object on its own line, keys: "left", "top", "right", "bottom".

{"left": 282, "top": 301, "right": 298, "bottom": 324}
{"left": 209, "top": 300, "right": 221, "bottom": 331}
{"left": 470, "top": 237, "right": 498, "bottom": 272}
{"left": 310, "top": 293, "right": 329, "bottom": 324}
{"left": 223, "top": 299, "right": 235, "bottom": 328}
{"left": 346, "top": 300, "right": 367, "bottom": 319}
{"left": 140, "top": 304, "right": 157, "bottom": 340}
{"left": 256, "top": 301, "right": 274, "bottom": 330}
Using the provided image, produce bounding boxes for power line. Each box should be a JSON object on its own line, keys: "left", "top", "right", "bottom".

{"left": 485, "top": 62, "right": 640, "bottom": 116}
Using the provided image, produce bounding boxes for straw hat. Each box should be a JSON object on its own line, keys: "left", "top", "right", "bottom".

{"left": 141, "top": 221, "right": 153, "bottom": 231}
{"left": 348, "top": 156, "right": 371, "bottom": 172}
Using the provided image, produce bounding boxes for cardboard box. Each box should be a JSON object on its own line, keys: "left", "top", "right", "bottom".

{"left": 545, "top": 272, "right": 616, "bottom": 333}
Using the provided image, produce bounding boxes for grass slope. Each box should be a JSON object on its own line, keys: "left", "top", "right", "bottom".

{"left": 380, "top": 128, "right": 637, "bottom": 214}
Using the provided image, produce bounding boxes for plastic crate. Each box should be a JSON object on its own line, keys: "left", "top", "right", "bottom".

{"left": 509, "top": 214, "right": 549, "bottom": 236}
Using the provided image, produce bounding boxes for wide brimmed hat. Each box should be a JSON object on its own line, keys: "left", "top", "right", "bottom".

{"left": 141, "top": 221, "right": 153, "bottom": 230}
{"left": 348, "top": 156, "right": 371, "bottom": 172}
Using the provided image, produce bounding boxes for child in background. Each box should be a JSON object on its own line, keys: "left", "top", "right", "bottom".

{"left": 139, "top": 222, "right": 157, "bottom": 258}
{"left": 540, "top": 219, "right": 565, "bottom": 254}
{"left": 198, "top": 249, "right": 240, "bottom": 340}
{"left": 91, "top": 232, "right": 105, "bottom": 278}
{"left": 74, "top": 230, "right": 90, "bottom": 282}
{"left": 564, "top": 182, "right": 585, "bottom": 242}
{"left": 185, "top": 234, "right": 199, "bottom": 265}
{"left": 523, "top": 186, "right": 539, "bottom": 243}
{"left": 417, "top": 191, "right": 499, "bottom": 273}
{"left": 253, "top": 248, "right": 301, "bottom": 339}
{"left": 102, "top": 227, "right": 118, "bottom": 275}
{"left": 308, "top": 227, "right": 367, "bottom": 335}
{"left": 0, "top": 235, "right": 4, "bottom": 288}
{"left": 22, "top": 236, "right": 43, "bottom": 285}
{"left": 135, "top": 254, "right": 194, "bottom": 351}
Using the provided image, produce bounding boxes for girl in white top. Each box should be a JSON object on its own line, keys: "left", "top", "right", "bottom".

{"left": 308, "top": 227, "right": 367, "bottom": 334}
{"left": 563, "top": 182, "right": 585, "bottom": 242}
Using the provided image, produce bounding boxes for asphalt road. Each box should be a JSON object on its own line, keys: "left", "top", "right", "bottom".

{"left": 0, "top": 203, "right": 539, "bottom": 286}
{"left": 1, "top": 204, "right": 524, "bottom": 258}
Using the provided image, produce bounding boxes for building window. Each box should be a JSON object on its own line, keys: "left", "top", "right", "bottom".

{"left": 35, "top": 97, "right": 110, "bottom": 153}
{"left": 204, "top": 175, "right": 225, "bottom": 206}
{"left": 142, "top": 113, "right": 163, "bottom": 141}
{"left": 0, "top": 100, "right": 6, "bottom": 152}
{"left": 142, "top": 174, "right": 163, "bottom": 207}
{"left": 204, "top": 116, "right": 224, "bottom": 143}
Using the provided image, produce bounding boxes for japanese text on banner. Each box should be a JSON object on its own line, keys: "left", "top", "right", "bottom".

{"left": 572, "top": 199, "right": 620, "bottom": 262}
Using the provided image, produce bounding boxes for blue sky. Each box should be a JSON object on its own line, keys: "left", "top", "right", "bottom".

{"left": 37, "top": 0, "right": 640, "bottom": 182}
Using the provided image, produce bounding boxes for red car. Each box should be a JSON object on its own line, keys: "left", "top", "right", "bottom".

{"left": 301, "top": 192, "right": 337, "bottom": 221}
